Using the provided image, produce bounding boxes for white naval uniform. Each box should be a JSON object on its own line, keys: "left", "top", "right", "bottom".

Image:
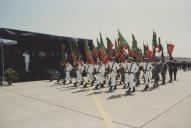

{"left": 84, "top": 64, "right": 94, "bottom": 83}
{"left": 141, "top": 62, "right": 153, "bottom": 86}
{"left": 65, "top": 63, "right": 73, "bottom": 83}
{"left": 124, "top": 62, "right": 139, "bottom": 89}
{"left": 108, "top": 62, "right": 119, "bottom": 87}
{"left": 95, "top": 64, "right": 105, "bottom": 85}
{"left": 75, "top": 64, "right": 84, "bottom": 83}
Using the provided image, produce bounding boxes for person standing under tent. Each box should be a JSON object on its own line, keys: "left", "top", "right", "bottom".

{"left": 22, "top": 50, "right": 30, "bottom": 72}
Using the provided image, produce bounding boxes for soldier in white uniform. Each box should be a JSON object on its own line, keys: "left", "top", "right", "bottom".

{"left": 64, "top": 62, "right": 73, "bottom": 84}
{"left": 124, "top": 57, "right": 139, "bottom": 94}
{"left": 95, "top": 61, "right": 105, "bottom": 89}
{"left": 142, "top": 57, "right": 153, "bottom": 91}
{"left": 83, "top": 63, "right": 94, "bottom": 88}
{"left": 108, "top": 57, "right": 119, "bottom": 91}
{"left": 74, "top": 62, "right": 84, "bottom": 87}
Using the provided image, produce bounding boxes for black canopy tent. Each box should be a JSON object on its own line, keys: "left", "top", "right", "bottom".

{"left": 0, "top": 28, "right": 93, "bottom": 81}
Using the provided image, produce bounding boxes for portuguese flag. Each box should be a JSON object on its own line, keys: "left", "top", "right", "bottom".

{"left": 167, "top": 43, "right": 175, "bottom": 58}
{"left": 118, "top": 30, "right": 130, "bottom": 50}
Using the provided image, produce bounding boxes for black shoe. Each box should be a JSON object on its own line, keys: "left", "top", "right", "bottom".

{"left": 69, "top": 80, "right": 72, "bottom": 84}
{"left": 109, "top": 81, "right": 111, "bottom": 86}
{"left": 109, "top": 86, "right": 113, "bottom": 91}
{"left": 144, "top": 85, "right": 149, "bottom": 91}
{"left": 123, "top": 84, "right": 126, "bottom": 89}
{"left": 132, "top": 87, "right": 135, "bottom": 93}
{"left": 90, "top": 81, "right": 94, "bottom": 86}
{"left": 95, "top": 84, "right": 99, "bottom": 89}
{"left": 127, "top": 88, "right": 131, "bottom": 94}
{"left": 113, "top": 85, "right": 117, "bottom": 90}
{"left": 83, "top": 83, "right": 88, "bottom": 88}
{"left": 103, "top": 80, "right": 106, "bottom": 84}
{"left": 80, "top": 81, "right": 84, "bottom": 85}
{"left": 63, "top": 80, "right": 66, "bottom": 85}
{"left": 100, "top": 83, "right": 104, "bottom": 88}
{"left": 74, "top": 82, "right": 77, "bottom": 87}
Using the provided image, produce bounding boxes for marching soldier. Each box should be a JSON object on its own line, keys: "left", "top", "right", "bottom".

{"left": 168, "top": 58, "right": 174, "bottom": 83}
{"left": 83, "top": 63, "right": 94, "bottom": 88}
{"left": 124, "top": 57, "right": 139, "bottom": 94}
{"left": 135, "top": 60, "right": 141, "bottom": 86}
{"left": 95, "top": 61, "right": 105, "bottom": 89}
{"left": 56, "top": 62, "right": 66, "bottom": 83}
{"left": 74, "top": 61, "right": 84, "bottom": 87}
{"left": 152, "top": 59, "right": 161, "bottom": 88}
{"left": 161, "top": 59, "right": 168, "bottom": 85}
{"left": 63, "top": 62, "right": 73, "bottom": 85}
{"left": 142, "top": 57, "right": 153, "bottom": 91}
{"left": 108, "top": 57, "right": 119, "bottom": 91}
{"left": 173, "top": 60, "right": 178, "bottom": 81}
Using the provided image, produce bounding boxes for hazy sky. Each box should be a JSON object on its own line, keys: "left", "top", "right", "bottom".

{"left": 0, "top": 0, "right": 191, "bottom": 57}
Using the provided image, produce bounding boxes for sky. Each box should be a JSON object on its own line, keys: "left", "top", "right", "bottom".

{"left": 0, "top": 0, "right": 191, "bottom": 57}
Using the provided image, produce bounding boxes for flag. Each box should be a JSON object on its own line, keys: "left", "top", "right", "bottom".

{"left": 106, "top": 37, "right": 113, "bottom": 56}
{"left": 146, "top": 50, "right": 153, "bottom": 59}
{"left": 91, "top": 42, "right": 98, "bottom": 57}
{"left": 98, "top": 32, "right": 108, "bottom": 64}
{"left": 114, "top": 39, "right": 119, "bottom": 57}
{"left": 99, "top": 32, "right": 106, "bottom": 50}
{"left": 167, "top": 43, "right": 175, "bottom": 58}
{"left": 106, "top": 37, "right": 113, "bottom": 50}
{"left": 152, "top": 31, "right": 157, "bottom": 57}
{"left": 84, "top": 40, "right": 94, "bottom": 64}
{"left": 143, "top": 42, "right": 149, "bottom": 56}
{"left": 157, "top": 37, "right": 163, "bottom": 53}
{"left": 131, "top": 34, "right": 138, "bottom": 52}
{"left": 130, "top": 34, "right": 139, "bottom": 58}
{"left": 96, "top": 38, "right": 100, "bottom": 49}
{"left": 118, "top": 29, "right": 130, "bottom": 50}
{"left": 69, "top": 42, "right": 77, "bottom": 63}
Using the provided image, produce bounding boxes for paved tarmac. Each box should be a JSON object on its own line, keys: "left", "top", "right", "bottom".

{"left": 0, "top": 71, "right": 191, "bottom": 128}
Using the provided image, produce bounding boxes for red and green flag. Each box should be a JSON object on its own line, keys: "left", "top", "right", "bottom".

{"left": 118, "top": 30, "right": 130, "bottom": 50}
{"left": 152, "top": 31, "right": 157, "bottom": 57}
{"left": 167, "top": 43, "right": 175, "bottom": 58}
{"left": 143, "top": 42, "right": 149, "bottom": 56}
{"left": 106, "top": 37, "right": 113, "bottom": 56}
{"left": 84, "top": 40, "right": 94, "bottom": 64}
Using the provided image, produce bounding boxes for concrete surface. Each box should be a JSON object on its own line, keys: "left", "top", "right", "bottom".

{"left": 0, "top": 71, "right": 191, "bottom": 128}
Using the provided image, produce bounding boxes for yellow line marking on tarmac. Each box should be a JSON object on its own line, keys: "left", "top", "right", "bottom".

{"left": 90, "top": 90, "right": 115, "bottom": 128}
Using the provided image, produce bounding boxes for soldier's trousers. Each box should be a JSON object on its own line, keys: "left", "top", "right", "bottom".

{"left": 75, "top": 70, "right": 83, "bottom": 83}
{"left": 110, "top": 71, "right": 117, "bottom": 87}
{"left": 65, "top": 72, "right": 71, "bottom": 82}
{"left": 125, "top": 73, "right": 136, "bottom": 89}
{"left": 144, "top": 71, "right": 150, "bottom": 86}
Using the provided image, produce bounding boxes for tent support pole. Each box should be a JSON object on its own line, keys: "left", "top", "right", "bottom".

{"left": 1, "top": 46, "right": 5, "bottom": 82}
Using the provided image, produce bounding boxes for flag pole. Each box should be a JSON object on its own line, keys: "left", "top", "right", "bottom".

{"left": 1, "top": 45, "right": 6, "bottom": 85}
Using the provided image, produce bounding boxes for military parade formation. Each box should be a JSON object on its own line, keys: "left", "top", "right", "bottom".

{"left": 50, "top": 30, "right": 191, "bottom": 95}
{"left": 52, "top": 56, "right": 184, "bottom": 95}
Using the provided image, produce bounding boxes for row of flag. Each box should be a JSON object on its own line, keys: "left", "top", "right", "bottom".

{"left": 62, "top": 30, "right": 175, "bottom": 64}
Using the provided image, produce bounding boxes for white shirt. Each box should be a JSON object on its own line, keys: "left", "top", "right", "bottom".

{"left": 23, "top": 53, "right": 30, "bottom": 62}
{"left": 66, "top": 63, "right": 73, "bottom": 72}
{"left": 141, "top": 62, "right": 153, "bottom": 72}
